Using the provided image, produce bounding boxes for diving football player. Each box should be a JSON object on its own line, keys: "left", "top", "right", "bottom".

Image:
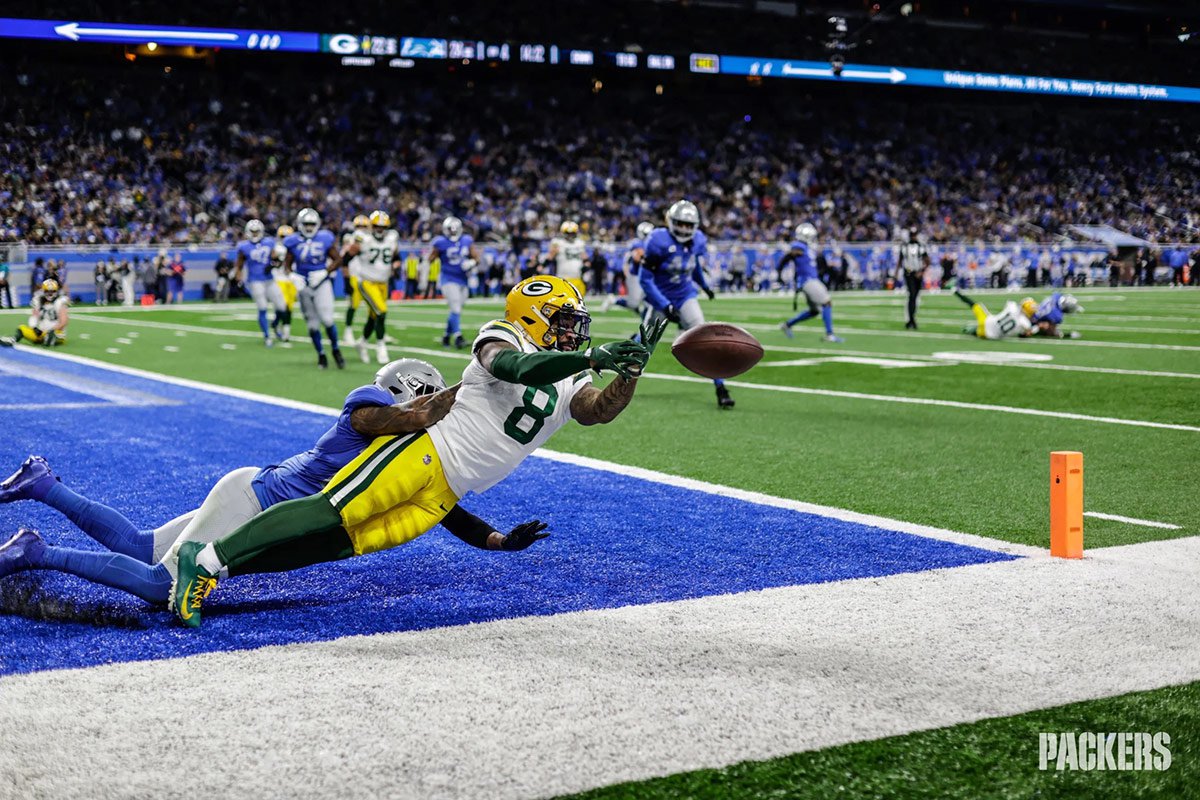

{"left": 234, "top": 219, "right": 286, "bottom": 346}
{"left": 172, "top": 277, "right": 665, "bottom": 627}
{"left": 0, "top": 361, "right": 546, "bottom": 606}
{"left": 639, "top": 199, "right": 734, "bottom": 408}
{"left": 428, "top": 216, "right": 479, "bottom": 349}
{"left": 778, "top": 223, "right": 842, "bottom": 342}
{"left": 342, "top": 211, "right": 401, "bottom": 364}
{"left": 953, "top": 288, "right": 1035, "bottom": 339}
{"left": 1030, "top": 292, "right": 1083, "bottom": 338}
{"left": 0, "top": 279, "right": 69, "bottom": 348}
{"left": 283, "top": 208, "right": 344, "bottom": 369}
{"left": 341, "top": 214, "right": 371, "bottom": 347}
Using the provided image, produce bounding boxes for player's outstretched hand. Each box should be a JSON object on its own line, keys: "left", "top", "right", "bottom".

{"left": 588, "top": 340, "right": 650, "bottom": 379}
{"left": 703, "top": 287, "right": 716, "bottom": 301}
{"left": 502, "top": 520, "right": 550, "bottom": 551}
{"left": 639, "top": 318, "right": 669, "bottom": 356}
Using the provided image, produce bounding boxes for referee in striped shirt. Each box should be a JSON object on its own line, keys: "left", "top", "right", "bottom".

{"left": 895, "top": 228, "right": 930, "bottom": 330}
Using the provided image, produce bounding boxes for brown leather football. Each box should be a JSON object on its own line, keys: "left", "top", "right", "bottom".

{"left": 670, "top": 322, "right": 764, "bottom": 379}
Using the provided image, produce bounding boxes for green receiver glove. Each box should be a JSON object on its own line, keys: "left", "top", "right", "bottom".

{"left": 639, "top": 318, "right": 669, "bottom": 356}
{"left": 586, "top": 339, "right": 649, "bottom": 380}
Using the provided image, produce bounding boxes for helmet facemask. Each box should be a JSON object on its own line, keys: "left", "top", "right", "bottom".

{"left": 546, "top": 307, "right": 592, "bottom": 352}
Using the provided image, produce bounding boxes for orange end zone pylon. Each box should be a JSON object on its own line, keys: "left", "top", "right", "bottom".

{"left": 1050, "top": 451, "right": 1084, "bottom": 558}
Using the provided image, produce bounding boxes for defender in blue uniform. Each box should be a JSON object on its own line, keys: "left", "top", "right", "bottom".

{"left": 0, "top": 360, "right": 545, "bottom": 605}
{"left": 778, "top": 223, "right": 842, "bottom": 342}
{"left": 283, "top": 207, "right": 344, "bottom": 369}
{"left": 428, "top": 216, "right": 479, "bottom": 349}
{"left": 1030, "top": 292, "right": 1083, "bottom": 338}
{"left": 234, "top": 219, "right": 286, "bottom": 346}
{"left": 639, "top": 199, "right": 734, "bottom": 409}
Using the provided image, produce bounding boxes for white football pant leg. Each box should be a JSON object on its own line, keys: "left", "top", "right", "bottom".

{"left": 156, "top": 467, "right": 263, "bottom": 568}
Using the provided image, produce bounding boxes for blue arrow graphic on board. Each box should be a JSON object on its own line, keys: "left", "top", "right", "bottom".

{"left": 54, "top": 22, "right": 239, "bottom": 42}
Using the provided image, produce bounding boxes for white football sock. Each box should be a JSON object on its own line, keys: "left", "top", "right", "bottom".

{"left": 196, "top": 543, "right": 224, "bottom": 576}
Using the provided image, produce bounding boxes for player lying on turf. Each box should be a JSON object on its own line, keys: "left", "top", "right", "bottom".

{"left": 171, "top": 277, "right": 667, "bottom": 627}
{"left": 1029, "top": 292, "right": 1083, "bottom": 338}
{"left": 0, "top": 359, "right": 548, "bottom": 606}
{"left": 953, "top": 287, "right": 1037, "bottom": 340}
{"left": 0, "top": 279, "right": 69, "bottom": 348}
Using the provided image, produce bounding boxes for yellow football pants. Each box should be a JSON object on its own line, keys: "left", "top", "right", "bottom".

{"left": 17, "top": 325, "right": 65, "bottom": 346}
{"left": 359, "top": 279, "right": 388, "bottom": 317}
{"left": 276, "top": 277, "right": 297, "bottom": 310}
{"left": 346, "top": 274, "right": 363, "bottom": 311}
{"left": 971, "top": 303, "right": 989, "bottom": 338}
{"left": 321, "top": 432, "right": 458, "bottom": 555}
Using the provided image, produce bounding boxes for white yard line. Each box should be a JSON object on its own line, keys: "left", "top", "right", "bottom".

{"left": 1084, "top": 512, "right": 1182, "bottom": 530}
{"left": 0, "top": 536, "right": 1196, "bottom": 800}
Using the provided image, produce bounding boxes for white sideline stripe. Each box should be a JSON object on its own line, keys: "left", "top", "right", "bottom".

{"left": 1084, "top": 511, "right": 1182, "bottom": 530}
{"left": 1, "top": 537, "right": 1197, "bottom": 800}
{"left": 73, "top": 314, "right": 265, "bottom": 338}
{"left": 646, "top": 372, "right": 1200, "bottom": 433}
{"left": 2, "top": 346, "right": 1037, "bottom": 556}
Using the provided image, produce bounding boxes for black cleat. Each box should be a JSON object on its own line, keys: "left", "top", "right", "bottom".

{"left": 441, "top": 334, "right": 450, "bottom": 348}
{"left": 454, "top": 335, "right": 466, "bottom": 350}
{"left": 716, "top": 385, "right": 735, "bottom": 410}
{"left": 332, "top": 348, "right": 346, "bottom": 369}
{"left": 318, "top": 353, "right": 329, "bottom": 370}
{"left": 905, "top": 320, "right": 918, "bottom": 330}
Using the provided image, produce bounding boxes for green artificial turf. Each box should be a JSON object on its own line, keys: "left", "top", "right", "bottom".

{"left": 2, "top": 286, "right": 1196, "bottom": 546}
{"left": 561, "top": 681, "right": 1199, "bottom": 800}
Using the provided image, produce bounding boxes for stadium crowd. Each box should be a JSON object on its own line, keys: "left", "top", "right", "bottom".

{"left": 3, "top": 61, "right": 1200, "bottom": 249}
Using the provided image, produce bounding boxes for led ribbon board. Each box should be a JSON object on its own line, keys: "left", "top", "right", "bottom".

{"left": 0, "top": 17, "right": 319, "bottom": 51}
{"left": 719, "top": 56, "right": 1200, "bottom": 104}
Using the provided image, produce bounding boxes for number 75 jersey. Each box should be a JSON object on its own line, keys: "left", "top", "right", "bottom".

{"left": 427, "top": 319, "right": 593, "bottom": 498}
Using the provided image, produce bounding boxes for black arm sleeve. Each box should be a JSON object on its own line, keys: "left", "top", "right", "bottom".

{"left": 440, "top": 504, "right": 497, "bottom": 550}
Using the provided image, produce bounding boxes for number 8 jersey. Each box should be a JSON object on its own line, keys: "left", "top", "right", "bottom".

{"left": 427, "top": 319, "right": 593, "bottom": 498}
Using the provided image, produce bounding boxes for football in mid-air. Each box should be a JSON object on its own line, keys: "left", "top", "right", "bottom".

{"left": 671, "top": 322, "right": 764, "bottom": 379}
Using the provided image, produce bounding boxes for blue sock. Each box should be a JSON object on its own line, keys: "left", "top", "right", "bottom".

{"left": 714, "top": 378, "right": 725, "bottom": 387}
{"left": 42, "top": 483, "right": 152, "bottom": 561}
{"left": 615, "top": 298, "right": 629, "bottom": 308}
{"left": 36, "top": 546, "right": 171, "bottom": 604}
{"left": 448, "top": 313, "right": 461, "bottom": 336}
{"left": 257, "top": 309, "right": 270, "bottom": 339}
{"left": 786, "top": 309, "right": 818, "bottom": 327}
{"left": 820, "top": 305, "right": 834, "bottom": 335}
{"left": 325, "top": 324, "right": 339, "bottom": 348}
{"left": 310, "top": 329, "right": 324, "bottom": 354}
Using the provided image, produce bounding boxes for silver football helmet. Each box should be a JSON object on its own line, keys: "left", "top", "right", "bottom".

{"left": 795, "top": 223, "right": 818, "bottom": 245}
{"left": 665, "top": 200, "right": 700, "bottom": 242}
{"left": 1059, "top": 294, "right": 1083, "bottom": 314}
{"left": 442, "top": 216, "right": 463, "bottom": 240}
{"left": 373, "top": 358, "right": 447, "bottom": 403}
{"left": 244, "top": 219, "right": 265, "bottom": 243}
{"left": 636, "top": 221, "right": 655, "bottom": 240}
{"left": 296, "top": 208, "right": 321, "bottom": 238}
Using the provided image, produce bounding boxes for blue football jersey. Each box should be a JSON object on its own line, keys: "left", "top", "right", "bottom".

{"left": 283, "top": 229, "right": 336, "bottom": 277}
{"left": 251, "top": 385, "right": 394, "bottom": 509}
{"left": 1033, "top": 293, "right": 1065, "bottom": 326}
{"left": 786, "top": 242, "right": 819, "bottom": 283}
{"left": 236, "top": 238, "right": 276, "bottom": 282}
{"left": 640, "top": 227, "right": 709, "bottom": 307}
{"left": 432, "top": 234, "right": 473, "bottom": 286}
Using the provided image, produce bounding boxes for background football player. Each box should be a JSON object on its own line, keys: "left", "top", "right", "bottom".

{"left": 600, "top": 221, "right": 654, "bottom": 315}
{"left": 341, "top": 214, "right": 371, "bottom": 347}
{"left": 429, "top": 216, "right": 479, "bottom": 349}
{"left": 953, "top": 287, "right": 1035, "bottom": 339}
{"left": 342, "top": 210, "right": 401, "bottom": 364}
{"left": 1030, "top": 292, "right": 1084, "bottom": 338}
{"left": 639, "top": 199, "right": 734, "bottom": 409}
{"left": 172, "top": 277, "right": 665, "bottom": 627}
{"left": 548, "top": 220, "right": 590, "bottom": 298}
{"left": 271, "top": 224, "right": 296, "bottom": 341}
{"left": 778, "top": 222, "right": 843, "bottom": 343}
{"left": 0, "top": 360, "right": 550, "bottom": 607}
{"left": 0, "top": 279, "right": 69, "bottom": 348}
{"left": 234, "top": 219, "right": 287, "bottom": 347}
{"left": 283, "top": 208, "right": 344, "bottom": 369}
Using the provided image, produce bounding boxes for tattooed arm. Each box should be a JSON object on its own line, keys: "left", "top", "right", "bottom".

{"left": 349, "top": 385, "right": 460, "bottom": 436}
{"left": 569, "top": 376, "right": 638, "bottom": 426}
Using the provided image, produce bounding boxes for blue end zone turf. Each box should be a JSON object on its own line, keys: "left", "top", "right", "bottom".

{"left": 0, "top": 350, "right": 1017, "bottom": 675}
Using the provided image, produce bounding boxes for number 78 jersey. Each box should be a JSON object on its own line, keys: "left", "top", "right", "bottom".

{"left": 427, "top": 319, "right": 593, "bottom": 497}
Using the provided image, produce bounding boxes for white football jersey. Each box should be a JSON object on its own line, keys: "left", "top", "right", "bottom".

{"left": 343, "top": 231, "right": 366, "bottom": 278}
{"left": 983, "top": 301, "right": 1033, "bottom": 340}
{"left": 356, "top": 230, "right": 400, "bottom": 283}
{"left": 428, "top": 319, "right": 592, "bottom": 498}
{"left": 30, "top": 295, "right": 69, "bottom": 333}
{"left": 551, "top": 237, "right": 587, "bottom": 280}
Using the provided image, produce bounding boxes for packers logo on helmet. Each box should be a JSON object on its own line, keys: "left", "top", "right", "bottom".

{"left": 505, "top": 276, "right": 591, "bottom": 352}
{"left": 1020, "top": 297, "right": 1038, "bottom": 318}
